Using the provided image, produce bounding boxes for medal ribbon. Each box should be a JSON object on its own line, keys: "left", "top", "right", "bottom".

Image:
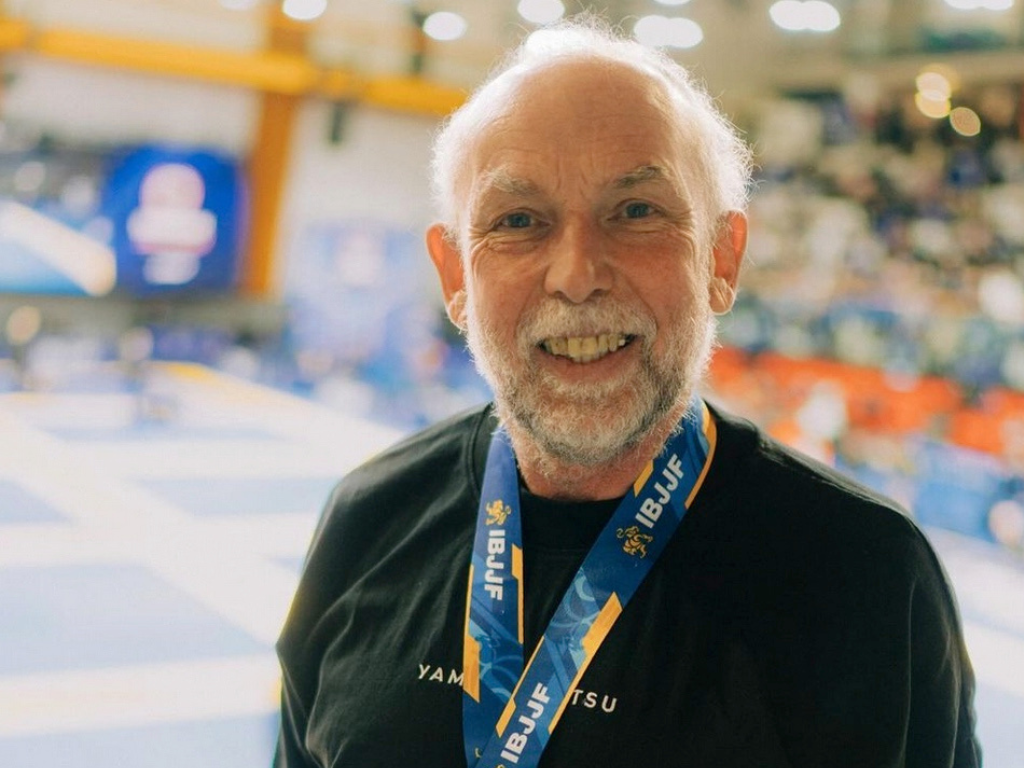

{"left": 463, "top": 397, "right": 717, "bottom": 767}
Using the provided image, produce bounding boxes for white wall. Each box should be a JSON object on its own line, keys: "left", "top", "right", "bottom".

{"left": 2, "top": 58, "right": 258, "bottom": 152}
{"left": 12, "top": 0, "right": 265, "bottom": 50}
{"left": 276, "top": 101, "right": 441, "bottom": 291}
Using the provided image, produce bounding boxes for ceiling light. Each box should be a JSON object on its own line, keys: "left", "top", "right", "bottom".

{"left": 803, "top": 0, "right": 842, "bottom": 30}
{"left": 914, "top": 92, "right": 951, "bottom": 119}
{"left": 915, "top": 71, "right": 952, "bottom": 101}
{"left": 634, "top": 15, "right": 703, "bottom": 49}
{"left": 517, "top": 0, "right": 565, "bottom": 25}
{"left": 423, "top": 11, "right": 468, "bottom": 41}
{"left": 944, "top": 0, "right": 1014, "bottom": 9}
{"left": 950, "top": 106, "right": 982, "bottom": 136}
{"left": 654, "top": 0, "right": 693, "bottom": 5}
{"left": 918, "top": 63, "right": 962, "bottom": 95}
{"left": 770, "top": 1, "right": 807, "bottom": 29}
{"left": 769, "top": 0, "right": 841, "bottom": 32}
{"left": 281, "top": 0, "right": 327, "bottom": 22}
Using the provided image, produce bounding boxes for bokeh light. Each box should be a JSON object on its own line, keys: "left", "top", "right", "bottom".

{"left": 517, "top": 0, "right": 565, "bottom": 24}
{"left": 916, "top": 71, "right": 953, "bottom": 102}
{"left": 944, "top": 0, "right": 1014, "bottom": 10}
{"left": 633, "top": 15, "right": 703, "bottom": 49}
{"left": 769, "top": 0, "right": 841, "bottom": 32}
{"left": 423, "top": 11, "right": 468, "bottom": 41}
{"left": 915, "top": 91, "right": 952, "bottom": 119}
{"left": 950, "top": 106, "right": 983, "bottom": 137}
{"left": 281, "top": 0, "right": 327, "bottom": 22}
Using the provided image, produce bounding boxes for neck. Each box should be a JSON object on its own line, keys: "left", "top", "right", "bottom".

{"left": 505, "top": 406, "right": 690, "bottom": 502}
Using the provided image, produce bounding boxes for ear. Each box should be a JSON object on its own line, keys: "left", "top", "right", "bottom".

{"left": 708, "top": 210, "right": 747, "bottom": 314}
{"left": 426, "top": 223, "right": 468, "bottom": 331}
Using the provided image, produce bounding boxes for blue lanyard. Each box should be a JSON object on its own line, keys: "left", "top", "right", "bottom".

{"left": 463, "top": 398, "right": 717, "bottom": 767}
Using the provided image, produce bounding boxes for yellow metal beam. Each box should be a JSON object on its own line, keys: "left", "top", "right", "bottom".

{"left": 244, "top": 90, "right": 299, "bottom": 296}
{"left": 319, "top": 70, "right": 466, "bottom": 116}
{"left": 0, "top": 17, "right": 29, "bottom": 50}
{"left": 0, "top": 21, "right": 466, "bottom": 116}
{"left": 241, "top": 7, "right": 307, "bottom": 297}
{"left": 35, "top": 27, "right": 320, "bottom": 95}
{"left": 363, "top": 75, "right": 466, "bottom": 117}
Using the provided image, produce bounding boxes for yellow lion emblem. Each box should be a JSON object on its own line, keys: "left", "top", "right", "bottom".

{"left": 485, "top": 499, "right": 512, "bottom": 526}
{"left": 616, "top": 525, "right": 654, "bottom": 558}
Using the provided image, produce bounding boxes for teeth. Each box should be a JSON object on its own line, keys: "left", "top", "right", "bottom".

{"left": 541, "top": 333, "right": 630, "bottom": 363}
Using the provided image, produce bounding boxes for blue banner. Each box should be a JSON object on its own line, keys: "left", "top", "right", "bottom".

{"left": 101, "top": 145, "right": 244, "bottom": 295}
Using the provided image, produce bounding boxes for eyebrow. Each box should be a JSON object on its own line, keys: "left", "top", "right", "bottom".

{"left": 475, "top": 164, "right": 675, "bottom": 202}
{"left": 613, "top": 165, "right": 673, "bottom": 189}
{"left": 480, "top": 170, "right": 540, "bottom": 197}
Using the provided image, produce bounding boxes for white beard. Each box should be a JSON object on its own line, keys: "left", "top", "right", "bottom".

{"left": 464, "top": 291, "right": 716, "bottom": 468}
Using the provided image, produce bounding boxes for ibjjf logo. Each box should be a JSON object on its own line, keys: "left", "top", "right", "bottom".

{"left": 486, "top": 499, "right": 512, "bottom": 526}
{"left": 483, "top": 501, "right": 511, "bottom": 601}
{"left": 616, "top": 525, "right": 654, "bottom": 558}
{"left": 634, "top": 453, "right": 684, "bottom": 530}
{"left": 499, "top": 682, "right": 550, "bottom": 765}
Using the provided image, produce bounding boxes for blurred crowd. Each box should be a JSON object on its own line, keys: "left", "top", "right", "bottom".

{"left": 728, "top": 83, "right": 1024, "bottom": 392}
{"left": 708, "top": 82, "right": 1024, "bottom": 554}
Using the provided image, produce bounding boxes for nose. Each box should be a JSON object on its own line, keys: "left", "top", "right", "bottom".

{"left": 543, "top": 216, "right": 613, "bottom": 304}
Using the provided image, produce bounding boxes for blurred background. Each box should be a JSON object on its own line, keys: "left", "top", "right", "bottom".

{"left": 0, "top": 0, "right": 1022, "bottom": 765}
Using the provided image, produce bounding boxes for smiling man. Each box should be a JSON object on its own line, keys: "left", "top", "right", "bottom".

{"left": 275, "top": 19, "right": 980, "bottom": 768}
{"left": 426, "top": 52, "right": 743, "bottom": 502}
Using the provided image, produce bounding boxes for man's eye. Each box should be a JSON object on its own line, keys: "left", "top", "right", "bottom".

{"left": 499, "top": 212, "right": 533, "bottom": 229}
{"left": 623, "top": 202, "right": 654, "bottom": 219}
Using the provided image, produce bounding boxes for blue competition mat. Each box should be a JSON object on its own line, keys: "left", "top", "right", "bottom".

{"left": 138, "top": 476, "right": 337, "bottom": 517}
{"left": 0, "top": 714, "right": 278, "bottom": 768}
{"left": 0, "top": 480, "right": 69, "bottom": 524}
{"left": 0, "top": 362, "right": 403, "bottom": 767}
{"left": 0, "top": 563, "right": 266, "bottom": 676}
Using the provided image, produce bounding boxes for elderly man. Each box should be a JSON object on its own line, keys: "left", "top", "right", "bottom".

{"left": 275, "top": 20, "right": 979, "bottom": 768}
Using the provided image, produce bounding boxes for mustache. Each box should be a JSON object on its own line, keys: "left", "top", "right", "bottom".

{"left": 517, "top": 299, "right": 656, "bottom": 346}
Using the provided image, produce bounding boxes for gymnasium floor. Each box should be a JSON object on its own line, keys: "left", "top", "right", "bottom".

{"left": 0, "top": 362, "right": 1022, "bottom": 767}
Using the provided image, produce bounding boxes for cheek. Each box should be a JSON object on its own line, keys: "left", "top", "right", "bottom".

{"left": 635, "top": 263, "right": 709, "bottom": 340}
{"left": 468, "top": 268, "right": 530, "bottom": 340}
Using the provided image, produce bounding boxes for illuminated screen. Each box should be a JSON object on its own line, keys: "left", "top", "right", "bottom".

{"left": 0, "top": 141, "right": 244, "bottom": 297}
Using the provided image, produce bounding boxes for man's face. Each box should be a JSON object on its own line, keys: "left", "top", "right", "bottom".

{"left": 432, "top": 59, "right": 740, "bottom": 466}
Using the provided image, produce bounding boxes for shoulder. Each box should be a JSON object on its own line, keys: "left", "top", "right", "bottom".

{"left": 703, "top": 403, "right": 937, "bottom": 578}
{"left": 711, "top": 405, "right": 915, "bottom": 529}
{"left": 278, "top": 403, "right": 494, "bottom": 658}
{"left": 698, "top": 405, "right": 979, "bottom": 767}
{"left": 304, "top": 403, "right": 494, "bottom": 557}
{"left": 697, "top": 403, "right": 963, "bottom": 642}
{"left": 325, "top": 403, "right": 491, "bottom": 515}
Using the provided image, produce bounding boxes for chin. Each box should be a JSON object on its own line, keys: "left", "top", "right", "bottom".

{"left": 501, "top": 382, "right": 686, "bottom": 468}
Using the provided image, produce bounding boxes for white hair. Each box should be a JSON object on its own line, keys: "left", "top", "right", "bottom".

{"left": 430, "top": 16, "right": 754, "bottom": 239}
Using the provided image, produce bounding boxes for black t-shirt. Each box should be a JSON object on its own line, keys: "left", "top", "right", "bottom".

{"left": 519, "top": 486, "right": 619, "bottom": 654}
{"left": 275, "top": 403, "right": 980, "bottom": 768}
